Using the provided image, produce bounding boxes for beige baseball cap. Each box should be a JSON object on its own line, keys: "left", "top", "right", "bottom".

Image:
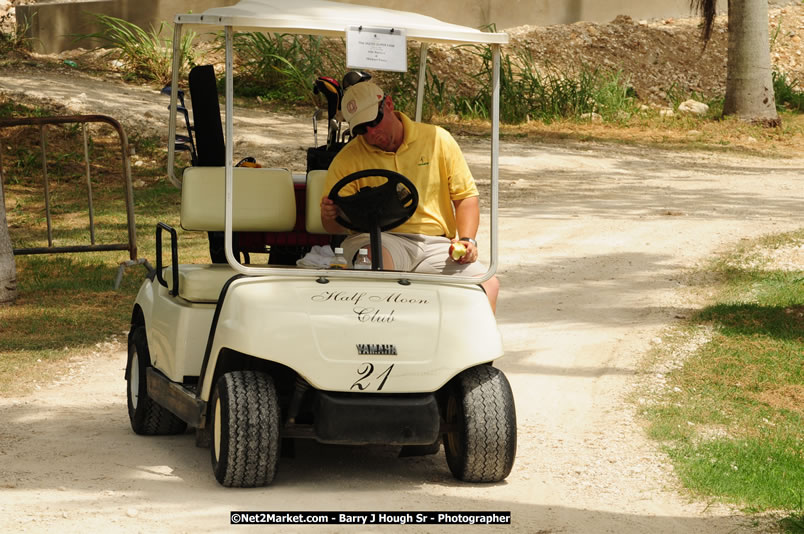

{"left": 341, "top": 81, "right": 384, "bottom": 127}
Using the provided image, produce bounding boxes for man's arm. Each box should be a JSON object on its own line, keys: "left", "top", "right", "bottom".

{"left": 452, "top": 196, "right": 480, "bottom": 264}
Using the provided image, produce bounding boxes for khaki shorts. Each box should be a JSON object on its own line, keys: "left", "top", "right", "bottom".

{"left": 342, "top": 233, "right": 487, "bottom": 276}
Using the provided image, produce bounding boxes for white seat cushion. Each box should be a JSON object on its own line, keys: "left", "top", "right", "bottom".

{"left": 164, "top": 264, "right": 239, "bottom": 303}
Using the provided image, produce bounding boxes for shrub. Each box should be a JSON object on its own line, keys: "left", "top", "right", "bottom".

{"left": 76, "top": 14, "right": 198, "bottom": 84}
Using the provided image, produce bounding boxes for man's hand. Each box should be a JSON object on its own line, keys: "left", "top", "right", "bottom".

{"left": 449, "top": 238, "right": 478, "bottom": 264}
{"left": 320, "top": 197, "right": 337, "bottom": 223}
{"left": 452, "top": 196, "right": 480, "bottom": 264}
{"left": 320, "top": 197, "right": 346, "bottom": 234}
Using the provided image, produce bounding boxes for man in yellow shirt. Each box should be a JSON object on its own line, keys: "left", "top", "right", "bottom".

{"left": 320, "top": 81, "right": 499, "bottom": 312}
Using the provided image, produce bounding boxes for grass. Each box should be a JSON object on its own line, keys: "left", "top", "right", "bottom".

{"left": 639, "top": 229, "right": 804, "bottom": 528}
{"left": 774, "top": 70, "right": 804, "bottom": 113}
{"left": 0, "top": 98, "right": 209, "bottom": 395}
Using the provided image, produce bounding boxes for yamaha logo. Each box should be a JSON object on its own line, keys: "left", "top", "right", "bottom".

{"left": 356, "top": 343, "right": 398, "bottom": 355}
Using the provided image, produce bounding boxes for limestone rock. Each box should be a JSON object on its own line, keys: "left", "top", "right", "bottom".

{"left": 678, "top": 99, "right": 709, "bottom": 115}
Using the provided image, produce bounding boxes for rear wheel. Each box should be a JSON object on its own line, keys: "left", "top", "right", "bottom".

{"left": 443, "top": 365, "right": 517, "bottom": 482}
{"left": 126, "top": 327, "right": 187, "bottom": 435}
{"left": 210, "top": 371, "right": 281, "bottom": 487}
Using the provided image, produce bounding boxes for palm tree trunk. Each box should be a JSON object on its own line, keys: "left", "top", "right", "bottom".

{"left": 691, "top": 0, "right": 780, "bottom": 125}
{"left": 723, "top": 0, "right": 779, "bottom": 125}
{"left": 0, "top": 181, "right": 18, "bottom": 305}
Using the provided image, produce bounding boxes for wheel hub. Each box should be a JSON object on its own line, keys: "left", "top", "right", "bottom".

{"left": 129, "top": 351, "right": 140, "bottom": 410}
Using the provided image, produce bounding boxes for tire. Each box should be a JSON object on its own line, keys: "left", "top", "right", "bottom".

{"left": 126, "top": 327, "right": 188, "bottom": 435}
{"left": 443, "top": 365, "right": 517, "bottom": 482}
{"left": 210, "top": 371, "right": 281, "bottom": 487}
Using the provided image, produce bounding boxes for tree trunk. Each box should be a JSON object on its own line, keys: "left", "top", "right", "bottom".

{"left": 0, "top": 180, "right": 18, "bottom": 305}
{"left": 691, "top": 0, "right": 780, "bottom": 125}
{"left": 723, "top": 0, "right": 779, "bottom": 125}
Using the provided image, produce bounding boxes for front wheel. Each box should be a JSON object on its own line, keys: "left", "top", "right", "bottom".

{"left": 210, "top": 371, "right": 281, "bottom": 487}
{"left": 443, "top": 365, "right": 517, "bottom": 482}
{"left": 126, "top": 327, "right": 187, "bottom": 435}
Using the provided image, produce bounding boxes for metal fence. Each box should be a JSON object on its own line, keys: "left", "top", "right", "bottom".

{"left": 0, "top": 114, "right": 150, "bottom": 288}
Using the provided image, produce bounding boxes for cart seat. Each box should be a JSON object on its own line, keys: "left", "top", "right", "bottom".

{"left": 305, "top": 169, "right": 329, "bottom": 234}
{"left": 163, "top": 264, "right": 240, "bottom": 302}
{"left": 233, "top": 169, "right": 332, "bottom": 263}
{"left": 166, "top": 166, "right": 297, "bottom": 302}
{"left": 180, "top": 166, "right": 297, "bottom": 232}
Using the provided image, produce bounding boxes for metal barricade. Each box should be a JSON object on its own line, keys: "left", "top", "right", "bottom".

{"left": 0, "top": 114, "right": 151, "bottom": 288}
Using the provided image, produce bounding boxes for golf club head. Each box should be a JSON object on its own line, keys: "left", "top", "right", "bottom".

{"left": 161, "top": 85, "right": 186, "bottom": 107}
{"left": 326, "top": 118, "right": 338, "bottom": 150}
{"left": 314, "top": 77, "right": 341, "bottom": 120}
{"left": 341, "top": 71, "right": 372, "bottom": 92}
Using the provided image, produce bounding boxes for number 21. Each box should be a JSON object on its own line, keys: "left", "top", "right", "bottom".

{"left": 350, "top": 363, "right": 394, "bottom": 391}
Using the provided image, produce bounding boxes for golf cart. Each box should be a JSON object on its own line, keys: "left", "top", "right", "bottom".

{"left": 127, "top": 0, "right": 515, "bottom": 487}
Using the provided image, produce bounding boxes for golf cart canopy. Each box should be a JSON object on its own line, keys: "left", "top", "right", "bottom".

{"left": 166, "top": 0, "right": 506, "bottom": 283}
{"left": 175, "top": 0, "right": 508, "bottom": 45}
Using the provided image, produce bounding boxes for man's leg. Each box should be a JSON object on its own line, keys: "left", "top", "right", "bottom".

{"left": 341, "top": 233, "right": 417, "bottom": 271}
{"left": 481, "top": 275, "right": 499, "bottom": 314}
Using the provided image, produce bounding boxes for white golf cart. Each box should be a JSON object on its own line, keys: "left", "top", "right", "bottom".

{"left": 127, "top": 0, "right": 515, "bottom": 487}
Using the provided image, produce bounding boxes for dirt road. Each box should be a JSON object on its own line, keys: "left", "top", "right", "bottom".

{"left": 1, "top": 70, "right": 802, "bottom": 533}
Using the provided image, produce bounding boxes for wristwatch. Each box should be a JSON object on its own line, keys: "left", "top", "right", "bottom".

{"left": 459, "top": 237, "right": 477, "bottom": 247}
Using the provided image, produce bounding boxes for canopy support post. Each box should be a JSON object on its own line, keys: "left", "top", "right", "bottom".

{"left": 414, "top": 42, "right": 429, "bottom": 122}
{"left": 166, "top": 22, "right": 183, "bottom": 188}
{"left": 489, "top": 43, "right": 501, "bottom": 274}
{"left": 224, "top": 25, "right": 238, "bottom": 270}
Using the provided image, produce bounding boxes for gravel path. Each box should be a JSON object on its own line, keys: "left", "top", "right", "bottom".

{"left": 0, "top": 69, "right": 802, "bottom": 533}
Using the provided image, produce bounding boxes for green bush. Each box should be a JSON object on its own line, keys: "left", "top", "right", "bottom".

{"left": 229, "top": 32, "right": 341, "bottom": 103}
{"left": 0, "top": 12, "right": 33, "bottom": 55}
{"left": 76, "top": 14, "right": 198, "bottom": 84}
{"left": 773, "top": 70, "right": 804, "bottom": 113}
{"left": 450, "top": 42, "right": 638, "bottom": 124}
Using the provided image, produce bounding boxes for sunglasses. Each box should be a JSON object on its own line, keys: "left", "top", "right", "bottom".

{"left": 351, "top": 97, "right": 386, "bottom": 136}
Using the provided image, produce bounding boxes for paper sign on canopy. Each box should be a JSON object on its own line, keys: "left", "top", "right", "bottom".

{"left": 346, "top": 26, "right": 407, "bottom": 72}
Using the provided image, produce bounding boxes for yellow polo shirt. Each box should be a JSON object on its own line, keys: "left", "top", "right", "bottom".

{"left": 323, "top": 112, "right": 478, "bottom": 238}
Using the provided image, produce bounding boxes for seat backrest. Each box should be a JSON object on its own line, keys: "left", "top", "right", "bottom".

{"left": 181, "top": 167, "right": 297, "bottom": 232}
{"left": 305, "top": 169, "right": 330, "bottom": 234}
{"left": 189, "top": 65, "right": 226, "bottom": 167}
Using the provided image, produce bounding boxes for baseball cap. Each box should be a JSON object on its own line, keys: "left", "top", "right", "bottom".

{"left": 341, "top": 81, "right": 384, "bottom": 128}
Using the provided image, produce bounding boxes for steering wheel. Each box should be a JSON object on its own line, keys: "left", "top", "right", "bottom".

{"left": 328, "top": 169, "right": 418, "bottom": 232}
{"left": 328, "top": 169, "right": 419, "bottom": 270}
